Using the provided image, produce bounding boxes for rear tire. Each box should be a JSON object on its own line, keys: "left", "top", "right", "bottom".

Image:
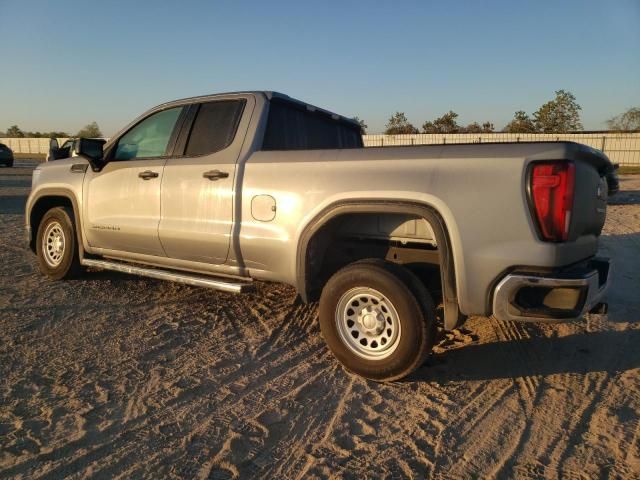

{"left": 319, "top": 259, "right": 436, "bottom": 381}
{"left": 36, "top": 207, "right": 82, "bottom": 280}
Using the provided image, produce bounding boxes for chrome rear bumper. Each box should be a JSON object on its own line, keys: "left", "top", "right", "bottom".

{"left": 492, "top": 258, "right": 611, "bottom": 322}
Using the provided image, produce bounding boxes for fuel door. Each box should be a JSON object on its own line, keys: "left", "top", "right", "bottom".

{"left": 251, "top": 195, "right": 277, "bottom": 222}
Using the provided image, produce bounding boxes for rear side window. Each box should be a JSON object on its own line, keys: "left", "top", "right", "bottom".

{"left": 184, "top": 100, "right": 245, "bottom": 156}
{"left": 262, "top": 99, "right": 363, "bottom": 151}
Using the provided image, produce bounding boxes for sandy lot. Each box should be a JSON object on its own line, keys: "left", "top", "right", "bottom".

{"left": 1, "top": 163, "right": 639, "bottom": 479}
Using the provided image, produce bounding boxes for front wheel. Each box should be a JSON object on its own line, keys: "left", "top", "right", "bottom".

{"left": 319, "top": 260, "right": 436, "bottom": 381}
{"left": 36, "top": 207, "right": 82, "bottom": 280}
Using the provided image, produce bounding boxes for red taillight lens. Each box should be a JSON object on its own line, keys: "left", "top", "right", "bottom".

{"left": 530, "top": 161, "right": 575, "bottom": 242}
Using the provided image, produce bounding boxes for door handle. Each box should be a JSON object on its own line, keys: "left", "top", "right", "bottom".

{"left": 203, "top": 170, "right": 229, "bottom": 181}
{"left": 138, "top": 170, "right": 159, "bottom": 180}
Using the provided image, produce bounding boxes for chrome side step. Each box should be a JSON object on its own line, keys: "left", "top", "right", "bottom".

{"left": 80, "top": 258, "right": 254, "bottom": 293}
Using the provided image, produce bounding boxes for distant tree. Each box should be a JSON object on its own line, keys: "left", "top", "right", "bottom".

{"left": 47, "top": 131, "right": 70, "bottom": 138}
{"left": 77, "top": 121, "right": 102, "bottom": 138}
{"left": 6, "top": 125, "right": 24, "bottom": 138}
{"left": 533, "top": 90, "right": 582, "bottom": 132}
{"left": 385, "top": 112, "right": 419, "bottom": 135}
{"left": 481, "top": 121, "right": 495, "bottom": 133}
{"left": 422, "top": 111, "right": 460, "bottom": 133}
{"left": 461, "top": 122, "right": 482, "bottom": 133}
{"left": 352, "top": 116, "right": 368, "bottom": 134}
{"left": 607, "top": 107, "right": 640, "bottom": 131}
{"left": 503, "top": 110, "right": 538, "bottom": 133}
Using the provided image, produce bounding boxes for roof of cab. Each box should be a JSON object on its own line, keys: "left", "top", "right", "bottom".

{"left": 158, "top": 91, "right": 360, "bottom": 126}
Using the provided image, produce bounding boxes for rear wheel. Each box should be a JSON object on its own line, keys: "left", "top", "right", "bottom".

{"left": 36, "top": 207, "right": 82, "bottom": 280}
{"left": 319, "top": 260, "right": 436, "bottom": 381}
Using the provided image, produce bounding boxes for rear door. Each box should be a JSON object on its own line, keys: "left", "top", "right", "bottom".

{"left": 158, "top": 95, "right": 253, "bottom": 264}
{"left": 83, "top": 106, "right": 185, "bottom": 256}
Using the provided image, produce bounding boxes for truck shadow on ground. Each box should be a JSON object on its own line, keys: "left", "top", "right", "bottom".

{"left": 608, "top": 190, "right": 640, "bottom": 205}
{"left": 413, "top": 326, "right": 640, "bottom": 383}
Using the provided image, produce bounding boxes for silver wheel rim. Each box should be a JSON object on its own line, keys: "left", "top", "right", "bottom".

{"left": 42, "top": 221, "right": 66, "bottom": 268}
{"left": 335, "top": 287, "right": 401, "bottom": 360}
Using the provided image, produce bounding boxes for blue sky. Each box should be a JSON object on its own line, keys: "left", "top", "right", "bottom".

{"left": 0, "top": 0, "right": 639, "bottom": 135}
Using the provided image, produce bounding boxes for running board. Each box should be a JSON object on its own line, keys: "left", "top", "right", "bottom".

{"left": 80, "top": 258, "right": 254, "bottom": 293}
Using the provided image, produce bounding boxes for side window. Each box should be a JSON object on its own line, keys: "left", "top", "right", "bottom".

{"left": 114, "top": 106, "right": 183, "bottom": 160}
{"left": 184, "top": 100, "right": 245, "bottom": 156}
{"left": 262, "top": 99, "right": 363, "bottom": 150}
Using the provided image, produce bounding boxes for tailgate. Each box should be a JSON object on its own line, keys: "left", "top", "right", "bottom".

{"left": 567, "top": 143, "right": 612, "bottom": 241}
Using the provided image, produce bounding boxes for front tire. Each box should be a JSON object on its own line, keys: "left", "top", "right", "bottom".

{"left": 319, "top": 260, "right": 436, "bottom": 381}
{"left": 36, "top": 207, "right": 82, "bottom": 280}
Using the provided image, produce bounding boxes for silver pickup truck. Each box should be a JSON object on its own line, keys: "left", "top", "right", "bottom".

{"left": 26, "top": 91, "right": 615, "bottom": 381}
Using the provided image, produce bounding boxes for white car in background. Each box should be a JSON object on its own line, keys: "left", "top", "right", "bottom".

{"left": 45, "top": 139, "right": 76, "bottom": 162}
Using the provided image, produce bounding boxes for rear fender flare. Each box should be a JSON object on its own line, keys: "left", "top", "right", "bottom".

{"left": 296, "top": 200, "right": 465, "bottom": 330}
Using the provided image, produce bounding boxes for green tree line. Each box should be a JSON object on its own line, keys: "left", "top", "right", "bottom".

{"left": 354, "top": 90, "right": 638, "bottom": 135}
{"left": 3, "top": 93, "right": 640, "bottom": 137}
{"left": 1, "top": 122, "right": 102, "bottom": 138}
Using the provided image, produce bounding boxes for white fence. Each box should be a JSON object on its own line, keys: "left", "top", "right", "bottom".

{"left": 363, "top": 132, "right": 640, "bottom": 166}
{"left": 3, "top": 132, "right": 640, "bottom": 165}
{"left": 0, "top": 138, "right": 72, "bottom": 155}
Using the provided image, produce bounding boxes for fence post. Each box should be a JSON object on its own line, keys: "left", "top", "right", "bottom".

{"left": 601, "top": 136, "right": 606, "bottom": 153}
{"left": 381, "top": 138, "right": 384, "bottom": 147}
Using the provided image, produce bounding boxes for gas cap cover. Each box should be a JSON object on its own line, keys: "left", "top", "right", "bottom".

{"left": 251, "top": 195, "right": 276, "bottom": 222}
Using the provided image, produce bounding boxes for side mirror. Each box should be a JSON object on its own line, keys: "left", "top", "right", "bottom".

{"left": 77, "top": 138, "right": 107, "bottom": 171}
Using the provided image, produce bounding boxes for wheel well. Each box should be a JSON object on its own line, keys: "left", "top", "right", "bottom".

{"left": 29, "top": 196, "right": 74, "bottom": 252}
{"left": 303, "top": 212, "right": 442, "bottom": 303}
{"left": 298, "top": 202, "right": 465, "bottom": 330}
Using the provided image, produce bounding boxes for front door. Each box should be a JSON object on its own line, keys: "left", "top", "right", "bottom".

{"left": 83, "top": 106, "right": 185, "bottom": 256}
{"left": 159, "top": 97, "right": 252, "bottom": 264}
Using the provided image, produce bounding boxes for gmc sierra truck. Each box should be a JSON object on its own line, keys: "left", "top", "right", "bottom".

{"left": 26, "top": 91, "right": 616, "bottom": 381}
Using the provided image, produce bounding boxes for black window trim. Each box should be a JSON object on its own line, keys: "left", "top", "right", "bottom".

{"left": 170, "top": 98, "right": 247, "bottom": 159}
{"left": 170, "top": 103, "right": 199, "bottom": 157}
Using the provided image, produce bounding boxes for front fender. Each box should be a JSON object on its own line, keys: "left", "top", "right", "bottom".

{"left": 26, "top": 187, "right": 86, "bottom": 257}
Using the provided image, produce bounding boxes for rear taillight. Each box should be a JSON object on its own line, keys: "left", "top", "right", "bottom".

{"left": 530, "top": 161, "right": 575, "bottom": 242}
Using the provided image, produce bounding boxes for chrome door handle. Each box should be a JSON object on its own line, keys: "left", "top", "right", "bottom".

{"left": 203, "top": 170, "right": 229, "bottom": 181}
{"left": 138, "top": 170, "right": 159, "bottom": 180}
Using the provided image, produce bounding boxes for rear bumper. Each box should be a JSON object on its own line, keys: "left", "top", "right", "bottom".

{"left": 492, "top": 257, "right": 610, "bottom": 322}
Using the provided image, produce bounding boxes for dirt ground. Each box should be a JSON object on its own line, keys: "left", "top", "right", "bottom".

{"left": 1, "top": 162, "right": 639, "bottom": 479}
